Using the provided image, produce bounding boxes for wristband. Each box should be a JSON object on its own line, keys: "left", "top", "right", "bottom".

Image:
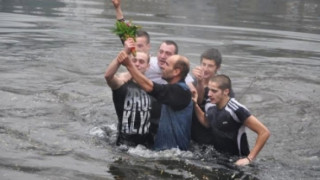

{"left": 117, "top": 18, "right": 125, "bottom": 22}
{"left": 246, "top": 156, "right": 252, "bottom": 162}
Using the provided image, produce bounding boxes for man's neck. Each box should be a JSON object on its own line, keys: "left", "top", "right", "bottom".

{"left": 203, "top": 78, "right": 210, "bottom": 87}
{"left": 217, "top": 96, "right": 230, "bottom": 109}
{"left": 167, "top": 77, "right": 182, "bottom": 84}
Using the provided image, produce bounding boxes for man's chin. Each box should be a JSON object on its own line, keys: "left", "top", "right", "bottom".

{"left": 158, "top": 62, "right": 166, "bottom": 68}
{"left": 161, "top": 76, "right": 170, "bottom": 82}
{"left": 210, "top": 99, "right": 216, "bottom": 104}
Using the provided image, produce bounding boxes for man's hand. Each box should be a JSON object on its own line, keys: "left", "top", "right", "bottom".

{"left": 116, "top": 51, "right": 131, "bottom": 68}
{"left": 124, "top": 38, "right": 135, "bottom": 54}
{"left": 192, "top": 66, "right": 204, "bottom": 81}
{"left": 116, "top": 51, "right": 128, "bottom": 64}
{"left": 235, "top": 157, "right": 251, "bottom": 166}
{"left": 121, "top": 53, "right": 131, "bottom": 67}
{"left": 111, "top": 0, "right": 121, "bottom": 9}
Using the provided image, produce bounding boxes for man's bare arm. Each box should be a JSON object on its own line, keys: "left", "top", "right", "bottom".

{"left": 192, "top": 90, "right": 210, "bottom": 127}
{"left": 112, "top": 0, "right": 124, "bottom": 20}
{"left": 104, "top": 51, "right": 128, "bottom": 90}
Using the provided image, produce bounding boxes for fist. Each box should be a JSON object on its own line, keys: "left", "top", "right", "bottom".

{"left": 117, "top": 51, "right": 128, "bottom": 64}
{"left": 192, "top": 66, "right": 204, "bottom": 81}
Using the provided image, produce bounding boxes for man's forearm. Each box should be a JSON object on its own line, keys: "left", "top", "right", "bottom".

{"left": 196, "top": 82, "right": 205, "bottom": 104}
{"left": 105, "top": 57, "right": 121, "bottom": 82}
{"left": 193, "top": 102, "right": 209, "bottom": 127}
{"left": 126, "top": 64, "right": 154, "bottom": 92}
{"left": 115, "top": 7, "right": 123, "bottom": 20}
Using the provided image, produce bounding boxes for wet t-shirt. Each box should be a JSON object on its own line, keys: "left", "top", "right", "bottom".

{"left": 112, "top": 80, "right": 161, "bottom": 148}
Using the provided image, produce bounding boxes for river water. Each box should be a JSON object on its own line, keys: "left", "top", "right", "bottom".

{"left": 1, "top": 0, "right": 320, "bottom": 179}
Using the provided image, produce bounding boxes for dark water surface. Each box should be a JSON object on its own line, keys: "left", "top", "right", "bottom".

{"left": 1, "top": 0, "right": 320, "bottom": 179}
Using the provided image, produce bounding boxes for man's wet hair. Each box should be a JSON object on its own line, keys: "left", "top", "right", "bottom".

{"left": 136, "top": 30, "right": 150, "bottom": 44}
{"left": 210, "top": 74, "right": 232, "bottom": 91}
{"left": 162, "top": 40, "right": 179, "bottom": 54}
{"left": 200, "top": 48, "right": 222, "bottom": 68}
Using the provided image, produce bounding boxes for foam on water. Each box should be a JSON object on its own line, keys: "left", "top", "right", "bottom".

{"left": 128, "top": 145, "right": 194, "bottom": 159}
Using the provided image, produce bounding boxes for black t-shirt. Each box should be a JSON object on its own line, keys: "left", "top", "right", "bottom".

{"left": 206, "top": 98, "right": 250, "bottom": 156}
{"left": 112, "top": 80, "right": 161, "bottom": 148}
{"left": 191, "top": 87, "right": 235, "bottom": 144}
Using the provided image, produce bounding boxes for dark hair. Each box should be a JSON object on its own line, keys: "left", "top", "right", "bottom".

{"left": 210, "top": 74, "right": 232, "bottom": 92}
{"left": 163, "top": 40, "right": 179, "bottom": 54}
{"left": 200, "top": 48, "right": 222, "bottom": 68}
{"left": 174, "top": 56, "right": 189, "bottom": 80}
{"left": 136, "top": 30, "right": 150, "bottom": 44}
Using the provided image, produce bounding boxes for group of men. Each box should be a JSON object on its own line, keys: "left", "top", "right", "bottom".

{"left": 105, "top": 0, "right": 270, "bottom": 166}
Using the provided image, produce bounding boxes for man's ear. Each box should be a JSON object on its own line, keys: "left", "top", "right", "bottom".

{"left": 173, "top": 68, "right": 181, "bottom": 77}
{"left": 215, "top": 66, "right": 221, "bottom": 74}
{"left": 223, "top": 88, "right": 230, "bottom": 96}
{"left": 147, "top": 44, "right": 151, "bottom": 51}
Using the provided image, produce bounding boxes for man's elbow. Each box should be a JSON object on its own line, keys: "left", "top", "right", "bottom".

{"left": 104, "top": 71, "right": 112, "bottom": 82}
{"left": 262, "top": 128, "right": 271, "bottom": 140}
{"left": 265, "top": 128, "right": 271, "bottom": 139}
{"left": 104, "top": 74, "right": 108, "bottom": 81}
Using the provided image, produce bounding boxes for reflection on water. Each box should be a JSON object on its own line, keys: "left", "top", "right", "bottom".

{"left": 1, "top": 0, "right": 320, "bottom": 179}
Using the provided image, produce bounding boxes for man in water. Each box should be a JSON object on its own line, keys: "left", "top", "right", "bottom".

{"left": 105, "top": 39, "right": 160, "bottom": 148}
{"left": 191, "top": 48, "right": 235, "bottom": 144}
{"left": 192, "top": 74, "right": 270, "bottom": 166}
{"left": 119, "top": 39, "right": 193, "bottom": 151}
{"left": 145, "top": 40, "right": 194, "bottom": 84}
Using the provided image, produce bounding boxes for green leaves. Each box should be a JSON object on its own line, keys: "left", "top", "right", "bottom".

{"left": 111, "top": 20, "right": 141, "bottom": 41}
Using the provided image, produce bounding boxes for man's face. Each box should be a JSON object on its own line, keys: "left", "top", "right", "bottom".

{"left": 157, "top": 43, "right": 176, "bottom": 69}
{"left": 201, "top": 58, "right": 219, "bottom": 79}
{"left": 207, "top": 81, "right": 224, "bottom": 104}
{"left": 161, "top": 55, "right": 176, "bottom": 82}
{"left": 135, "top": 36, "right": 150, "bottom": 53}
{"left": 132, "top": 52, "right": 149, "bottom": 74}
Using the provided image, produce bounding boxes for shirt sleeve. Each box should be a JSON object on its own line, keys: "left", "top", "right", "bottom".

{"left": 149, "top": 82, "right": 191, "bottom": 111}
{"left": 231, "top": 99, "right": 251, "bottom": 123}
{"left": 185, "top": 73, "right": 194, "bottom": 83}
{"left": 235, "top": 107, "right": 251, "bottom": 123}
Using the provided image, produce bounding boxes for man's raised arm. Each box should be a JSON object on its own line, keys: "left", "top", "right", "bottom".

{"left": 112, "top": 0, "right": 124, "bottom": 21}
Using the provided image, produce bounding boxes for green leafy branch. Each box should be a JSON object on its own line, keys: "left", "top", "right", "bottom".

{"left": 111, "top": 20, "right": 141, "bottom": 41}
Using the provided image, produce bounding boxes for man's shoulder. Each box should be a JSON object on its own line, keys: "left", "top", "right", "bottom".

{"left": 169, "top": 82, "right": 192, "bottom": 98}
{"left": 149, "top": 56, "right": 158, "bottom": 66}
{"left": 227, "top": 98, "right": 248, "bottom": 111}
{"left": 153, "top": 81, "right": 188, "bottom": 94}
{"left": 185, "top": 74, "right": 194, "bottom": 83}
{"left": 205, "top": 102, "right": 216, "bottom": 112}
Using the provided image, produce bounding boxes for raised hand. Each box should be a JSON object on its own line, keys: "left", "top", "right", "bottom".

{"left": 192, "top": 66, "right": 204, "bottom": 81}
{"left": 116, "top": 51, "right": 128, "bottom": 64}
{"left": 191, "top": 89, "right": 198, "bottom": 103}
{"left": 111, "top": 0, "right": 121, "bottom": 9}
{"left": 124, "top": 38, "right": 135, "bottom": 55}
